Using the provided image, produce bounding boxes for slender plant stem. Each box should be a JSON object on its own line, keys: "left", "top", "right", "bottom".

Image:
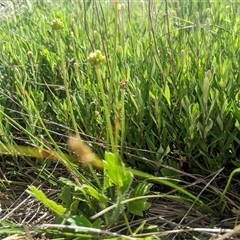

{"left": 57, "top": 33, "right": 103, "bottom": 188}
{"left": 56, "top": 32, "right": 80, "bottom": 139}
{"left": 94, "top": 65, "right": 115, "bottom": 152}
{"left": 120, "top": 88, "right": 126, "bottom": 159}
{"left": 110, "top": 189, "right": 123, "bottom": 224}
{"left": 109, "top": 3, "right": 118, "bottom": 106}
{"left": 123, "top": 208, "right": 133, "bottom": 235}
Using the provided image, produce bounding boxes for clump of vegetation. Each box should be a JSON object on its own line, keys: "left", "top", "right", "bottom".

{"left": 1, "top": 0, "right": 240, "bottom": 239}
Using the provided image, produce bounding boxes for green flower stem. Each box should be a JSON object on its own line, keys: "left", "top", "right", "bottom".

{"left": 111, "top": 189, "right": 133, "bottom": 235}
{"left": 56, "top": 32, "right": 79, "bottom": 139}
{"left": 56, "top": 32, "right": 101, "bottom": 190}
{"left": 120, "top": 88, "right": 126, "bottom": 158}
{"left": 74, "top": 64, "right": 85, "bottom": 100}
{"left": 108, "top": 3, "right": 118, "bottom": 106}
{"left": 110, "top": 189, "right": 123, "bottom": 225}
{"left": 123, "top": 207, "right": 133, "bottom": 235}
{"left": 94, "top": 65, "right": 115, "bottom": 152}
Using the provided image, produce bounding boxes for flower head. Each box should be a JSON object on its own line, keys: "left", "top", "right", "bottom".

{"left": 27, "top": 51, "right": 33, "bottom": 59}
{"left": 50, "top": 18, "right": 64, "bottom": 31}
{"left": 87, "top": 50, "right": 106, "bottom": 66}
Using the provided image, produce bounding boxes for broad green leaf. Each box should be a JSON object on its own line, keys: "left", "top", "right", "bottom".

{"left": 104, "top": 152, "right": 124, "bottom": 187}
{"left": 53, "top": 178, "right": 107, "bottom": 204}
{"left": 120, "top": 170, "right": 133, "bottom": 194}
{"left": 103, "top": 175, "right": 114, "bottom": 190}
{"left": 68, "top": 215, "right": 92, "bottom": 227}
{"left": 82, "top": 184, "right": 107, "bottom": 203}
{"left": 92, "top": 218, "right": 103, "bottom": 229}
{"left": 59, "top": 186, "right": 72, "bottom": 207}
{"left": 206, "top": 99, "right": 216, "bottom": 120}
{"left": 128, "top": 182, "right": 153, "bottom": 216}
{"left": 27, "top": 186, "right": 66, "bottom": 216}
{"left": 70, "top": 200, "right": 80, "bottom": 213}
{"left": 128, "top": 201, "right": 151, "bottom": 216}
{"left": 104, "top": 152, "right": 133, "bottom": 194}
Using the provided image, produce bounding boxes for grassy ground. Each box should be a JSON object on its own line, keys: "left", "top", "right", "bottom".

{"left": 1, "top": 0, "right": 240, "bottom": 239}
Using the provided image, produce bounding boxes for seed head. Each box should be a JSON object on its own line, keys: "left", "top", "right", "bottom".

{"left": 195, "top": 12, "right": 199, "bottom": 19}
{"left": 206, "top": 70, "right": 211, "bottom": 78}
{"left": 206, "top": 8, "right": 211, "bottom": 16}
{"left": 50, "top": 18, "right": 64, "bottom": 31}
{"left": 120, "top": 80, "right": 128, "bottom": 90}
{"left": 73, "top": 62, "right": 78, "bottom": 69}
{"left": 206, "top": 18, "right": 211, "bottom": 28}
{"left": 87, "top": 50, "right": 106, "bottom": 66}
{"left": 27, "top": 51, "right": 33, "bottom": 59}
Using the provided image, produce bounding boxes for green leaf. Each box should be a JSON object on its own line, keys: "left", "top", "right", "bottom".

{"left": 92, "top": 218, "right": 103, "bottom": 229}
{"left": 216, "top": 114, "right": 223, "bottom": 131}
{"left": 104, "top": 152, "right": 133, "bottom": 194}
{"left": 58, "top": 178, "right": 106, "bottom": 202}
{"left": 231, "top": 160, "right": 240, "bottom": 168}
{"left": 233, "top": 102, "right": 240, "bottom": 123}
{"left": 59, "top": 177, "right": 82, "bottom": 191}
{"left": 128, "top": 182, "right": 153, "bottom": 216}
{"left": 204, "top": 118, "right": 213, "bottom": 139}
{"left": 27, "top": 186, "right": 67, "bottom": 216}
{"left": 161, "top": 159, "right": 180, "bottom": 179}
{"left": 103, "top": 176, "right": 114, "bottom": 190}
{"left": 59, "top": 186, "right": 72, "bottom": 207}
{"left": 104, "top": 152, "right": 123, "bottom": 187}
{"left": 129, "top": 201, "right": 151, "bottom": 217}
{"left": 130, "top": 94, "right": 139, "bottom": 112}
{"left": 164, "top": 82, "right": 171, "bottom": 107}
{"left": 82, "top": 184, "right": 107, "bottom": 203}
{"left": 120, "top": 170, "right": 133, "bottom": 194}
{"left": 68, "top": 215, "right": 92, "bottom": 227}
{"left": 70, "top": 200, "right": 80, "bottom": 213}
{"left": 56, "top": 11, "right": 63, "bottom": 21}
